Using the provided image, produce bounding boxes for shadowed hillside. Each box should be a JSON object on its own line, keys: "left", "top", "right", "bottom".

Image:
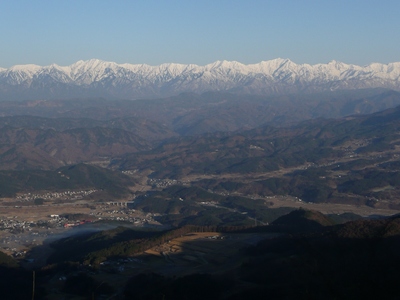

{"left": 0, "top": 163, "right": 134, "bottom": 198}
{"left": 21, "top": 210, "right": 400, "bottom": 299}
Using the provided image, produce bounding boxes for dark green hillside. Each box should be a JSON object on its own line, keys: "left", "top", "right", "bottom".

{"left": 238, "top": 215, "right": 400, "bottom": 299}
{"left": 1, "top": 89, "right": 399, "bottom": 134}
{"left": 120, "top": 101, "right": 400, "bottom": 177}
{"left": 132, "top": 186, "right": 295, "bottom": 227}
{"left": 327, "top": 212, "right": 363, "bottom": 224}
{"left": 43, "top": 211, "right": 400, "bottom": 300}
{"left": 0, "top": 251, "right": 18, "bottom": 268}
{"left": 0, "top": 125, "right": 151, "bottom": 170}
{"left": 117, "top": 120, "right": 334, "bottom": 176}
{"left": 0, "top": 163, "right": 133, "bottom": 197}
{"left": 132, "top": 189, "right": 244, "bottom": 226}
{"left": 335, "top": 217, "right": 400, "bottom": 239}
{"left": 58, "top": 164, "right": 134, "bottom": 197}
{"left": 124, "top": 273, "right": 228, "bottom": 300}
{"left": 163, "top": 185, "right": 225, "bottom": 202}
{"left": 194, "top": 160, "right": 400, "bottom": 205}
{"left": 0, "top": 115, "right": 175, "bottom": 143}
{"left": 339, "top": 170, "right": 400, "bottom": 194}
{"left": 271, "top": 208, "right": 335, "bottom": 232}
{"left": 0, "top": 91, "right": 399, "bottom": 172}
{"left": 48, "top": 226, "right": 160, "bottom": 264}
{"left": 0, "top": 253, "right": 36, "bottom": 299}
{"left": 49, "top": 225, "right": 247, "bottom": 265}
{"left": 114, "top": 103, "right": 400, "bottom": 206}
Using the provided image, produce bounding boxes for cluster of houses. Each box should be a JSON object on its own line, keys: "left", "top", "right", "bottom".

{"left": 0, "top": 202, "right": 162, "bottom": 259}
{"left": 121, "top": 169, "right": 139, "bottom": 175}
{"left": 15, "top": 189, "right": 98, "bottom": 202}
{"left": 0, "top": 215, "right": 69, "bottom": 233}
{"left": 0, "top": 216, "right": 68, "bottom": 257}
{"left": 148, "top": 178, "right": 179, "bottom": 188}
{"left": 148, "top": 178, "right": 189, "bottom": 188}
{"left": 90, "top": 208, "right": 157, "bottom": 225}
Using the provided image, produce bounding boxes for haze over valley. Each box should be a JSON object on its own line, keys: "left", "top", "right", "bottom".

{"left": 2, "top": 0, "right": 400, "bottom": 298}
{"left": 1, "top": 75, "right": 400, "bottom": 298}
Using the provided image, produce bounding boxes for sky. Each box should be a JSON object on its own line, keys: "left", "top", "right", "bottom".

{"left": 1, "top": 0, "right": 399, "bottom": 68}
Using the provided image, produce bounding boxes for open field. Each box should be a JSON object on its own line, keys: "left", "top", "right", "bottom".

{"left": 0, "top": 203, "right": 94, "bottom": 222}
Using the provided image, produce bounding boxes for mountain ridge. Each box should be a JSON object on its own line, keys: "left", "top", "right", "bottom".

{"left": 1, "top": 58, "right": 400, "bottom": 100}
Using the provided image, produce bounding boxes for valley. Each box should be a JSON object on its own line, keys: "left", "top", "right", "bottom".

{"left": 0, "top": 90, "right": 399, "bottom": 298}
{"left": 2, "top": 0, "right": 400, "bottom": 297}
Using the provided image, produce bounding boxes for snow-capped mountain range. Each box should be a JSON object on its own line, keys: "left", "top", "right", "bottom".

{"left": 0, "top": 58, "right": 399, "bottom": 100}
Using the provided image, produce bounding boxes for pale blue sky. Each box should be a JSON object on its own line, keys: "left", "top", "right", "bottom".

{"left": 1, "top": 0, "right": 399, "bottom": 67}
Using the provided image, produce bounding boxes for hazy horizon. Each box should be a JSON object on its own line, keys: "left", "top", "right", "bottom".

{"left": 2, "top": 57, "right": 400, "bottom": 70}
{"left": 1, "top": 0, "right": 399, "bottom": 68}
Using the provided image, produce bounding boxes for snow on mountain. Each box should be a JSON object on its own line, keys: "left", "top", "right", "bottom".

{"left": 0, "top": 59, "right": 399, "bottom": 100}
{"left": 0, "top": 64, "right": 42, "bottom": 85}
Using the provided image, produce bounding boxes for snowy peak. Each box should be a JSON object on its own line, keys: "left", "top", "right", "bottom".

{"left": 0, "top": 64, "right": 39, "bottom": 85}
{"left": 0, "top": 58, "right": 399, "bottom": 100}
